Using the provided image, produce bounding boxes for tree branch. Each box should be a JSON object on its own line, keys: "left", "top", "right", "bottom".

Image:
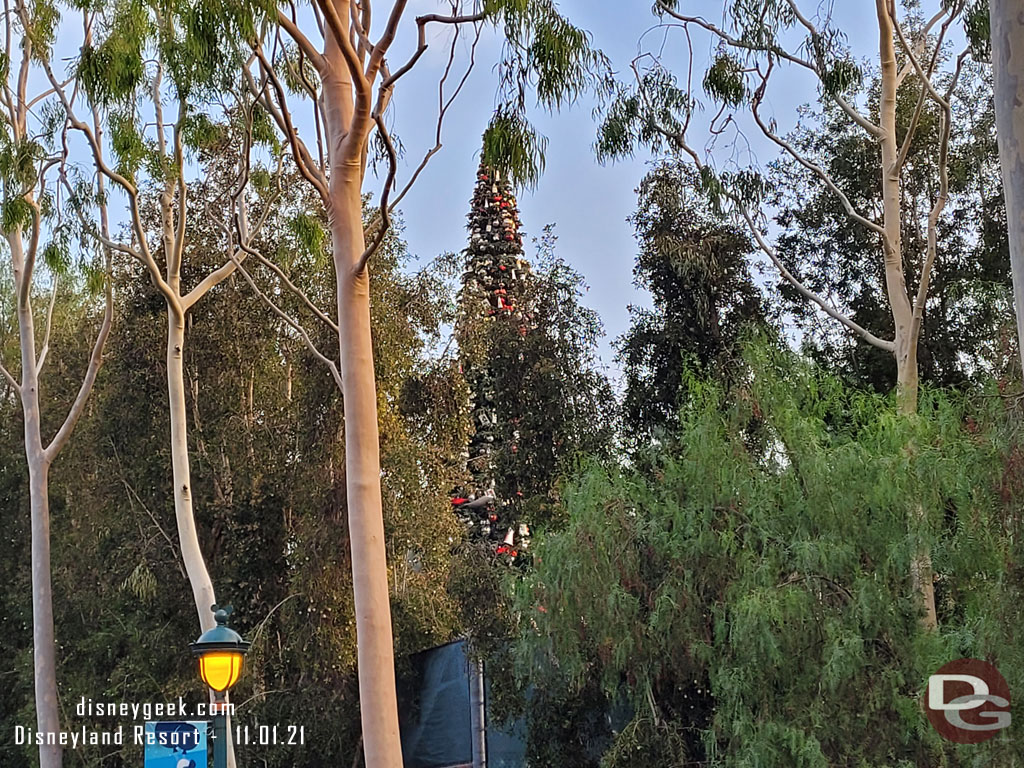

{"left": 249, "top": 53, "right": 330, "bottom": 202}
{"left": 738, "top": 204, "right": 895, "bottom": 351}
{"left": 356, "top": 113, "right": 397, "bottom": 274}
{"left": 749, "top": 65, "right": 888, "bottom": 240}
{"left": 387, "top": 19, "right": 482, "bottom": 212}
{"left": 35, "top": 273, "right": 58, "bottom": 375}
{"left": 0, "top": 358, "right": 19, "bottom": 393}
{"left": 230, "top": 243, "right": 343, "bottom": 390}
{"left": 45, "top": 254, "right": 114, "bottom": 461}
{"left": 277, "top": 8, "right": 327, "bottom": 73}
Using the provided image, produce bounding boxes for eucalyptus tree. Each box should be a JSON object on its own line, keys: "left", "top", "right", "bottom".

{"left": 599, "top": 0, "right": 983, "bottom": 630}
{"left": 236, "top": 4, "right": 606, "bottom": 765}
{"left": 771, "top": 61, "right": 1010, "bottom": 392}
{"left": 31, "top": 5, "right": 284, "bottom": 766}
{"left": 39, "top": 2, "right": 279, "bottom": 646}
{"left": 0, "top": 9, "right": 114, "bottom": 768}
{"left": 988, "top": 0, "right": 1024, "bottom": 374}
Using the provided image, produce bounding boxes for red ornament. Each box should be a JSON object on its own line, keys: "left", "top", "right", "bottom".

{"left": 451, "top": 497, "right": 468, "bottom": 505}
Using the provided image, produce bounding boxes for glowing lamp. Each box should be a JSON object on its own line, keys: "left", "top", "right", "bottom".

{"left": 190, "top": 605, "right": 250, "bottom": 693}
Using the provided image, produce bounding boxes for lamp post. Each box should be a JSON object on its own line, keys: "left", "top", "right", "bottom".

{"left": 191, "top": 605, "right": 250, "bottom": 768}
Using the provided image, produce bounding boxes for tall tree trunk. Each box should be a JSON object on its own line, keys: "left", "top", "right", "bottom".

{"left": 330, "top": 168, "right": 403, "bottom": 768}
{"left": 22, "top": 351, "right": 61, "bottom": 768}
{"left": 166, "top": 312, "right": 217, "bottom": 633}
{"left": 318, "top": 16, "right": 403, "bottom": 765}
{"left": 167, "top": 311, "right": 237, "bottom": 768}
{"left": 13, "top": 229, "right": 61, "bottom": 768}
{"left": 877, "top": 0, "right": 936, "bottom": 629}
{"left": 990, "top": 0, "right": 1024, "bottom": 376}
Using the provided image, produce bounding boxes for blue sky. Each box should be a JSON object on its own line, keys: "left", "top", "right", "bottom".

{"left": 375, "top": 1, "right": 887, "bottom": 381}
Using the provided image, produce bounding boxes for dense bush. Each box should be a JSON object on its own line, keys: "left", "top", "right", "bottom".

{"left": 515, "top": 343, "right": 1024, "bottom": 767}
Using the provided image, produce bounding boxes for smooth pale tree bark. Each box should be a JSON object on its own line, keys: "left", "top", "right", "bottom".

{"left": 7, "top": 218, "right": 113, "bottom": 768}
{"left": 167, "top": 312, "right": 218, "bottom": 630}
{"left": 14, "top": 228, "right": 60, "bottom": 768}
{"left": 321, "top": 31, "right": 403, "bottom": 767}
{"left": 990, "top": 0, "right": 1024, "bottom": 376}
{"left": 45, "top": 59, "right": 277, "bottom": 768}
{"left": 876, "top": 0, "right": 921, "bottom": 416}
{"left": 876, "top": 0, "right": 936, "bottom": 630}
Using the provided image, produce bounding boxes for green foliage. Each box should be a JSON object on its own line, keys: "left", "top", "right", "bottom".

{"left": 772, "top": 63, "right": 1013, "bottom": 391}
{"left": 250, "top": 103, "right": 280, "bottom": 151}
{"left": 822, "top": 58, "right": 862, "bottom": 97}
{"left": 1, "top": 196, "right": 33, "bottom": 232}
{"left": 181, "top": 112, "right": 228, "bottom": 154}
{"left": 963, "top": 1, "right": 991, "bottom": 60}
{"left": 516, "top": 341, "right": 1024, "bottom": 766}
{"left": 108, "top": 111, "right": 148, "bottom": 182}
{"left": 482, "top": 107, "right": 548, "bottom": 190}
{"left": 24, "top": 0, "right": 60, "bottom": 63}
{"left": 618, "top": 162, "right": 766, "bottom": 443}
{"left": 76, "top": 0, "right": 149, "bottom": 107}
{"left": 285, "top": 211, "right": 328, "bottom": 268}
{"left": 475, "top": 0, "right": 609, "bottom": 189}
{"left": 0, "top": 136, "right": 44, "bottom": 189}
{"left": 596, "top": 68, "right": 691, "bottom": 162}
{"left": 41, "top": 227, "right": 71, "bottom": 277}
{"left": 704, "top": 54, "right": 745, "bottom": 107}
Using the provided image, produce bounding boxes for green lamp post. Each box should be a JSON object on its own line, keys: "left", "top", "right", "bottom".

{"left": 191, "top": 605, "right": 250, "bottom": 768}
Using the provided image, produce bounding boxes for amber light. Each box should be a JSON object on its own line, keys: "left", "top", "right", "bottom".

{"left": 198, "top": 650, "right": 244, "bottom": 692}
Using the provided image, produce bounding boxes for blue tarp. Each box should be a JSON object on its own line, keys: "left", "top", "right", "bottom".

{"left": 399, "top": 639, "right": 527, "bottom": 768}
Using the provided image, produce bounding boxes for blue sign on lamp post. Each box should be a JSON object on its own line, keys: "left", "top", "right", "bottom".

{"left": 143, "top": 721, "right": 207, "bottom": 768}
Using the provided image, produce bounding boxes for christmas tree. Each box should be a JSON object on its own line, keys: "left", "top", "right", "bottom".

{"left": 452, "top": 160, "right": 535, "bottom": 559}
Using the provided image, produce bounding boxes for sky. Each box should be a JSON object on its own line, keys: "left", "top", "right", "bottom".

{"left": 369, "top": 1, "right": 659, "bottom": 384}
{"left": 369, "top": 1, "right": 888, "bottom": 382}
{"left": 36, "top": 1, "right": 953, "bottom": 381}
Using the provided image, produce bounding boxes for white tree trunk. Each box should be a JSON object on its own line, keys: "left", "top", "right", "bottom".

{"left": 166, "top": 313, "right": 218, "bottom": 633}
{"left": 322, "top": 30, "right": 403, "bottom": 761}
{"left": 876, "top": 0, "right": 935, "bottom": 629}
{"left": 990, "top": 0, "right": 1024, "bottom": 376}
{"left": 330, "top": 171, "right": 403, "bottom": 768}
{"left": 11, "top": 228, "right": 61, "bottom": 768}
{"left": 22, "top": 371, "right": 61, "bottom": 768}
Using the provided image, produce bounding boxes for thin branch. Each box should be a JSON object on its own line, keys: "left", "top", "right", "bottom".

{"left": 249, "top": 52, "right": 330, "bottom": 202}
{"left": 0, "top": 358, "right": 19, "bottom": 393}
{"left": 893, "top": 7, "right": 956, "bottom": 169}
{"left": 781, "top": 0, "right": 884, "bottom": 138}
{"left": 738, "top": 204, "right": 895, "bottom": 351}
{"left": 356, "top": 113, "right": 397, "bottom": 274}
{"left": 249, "top": 249, "right": 338, "bottom": 333}
{"left": 45, "top": 254, "right": 114, "bottom": 461}
{"left": 749, "top": 65, "right": 887, "bottom": 240}
{"left": 656, "top": 0, "right": 883, "bottom": 138}
{"left": 911, "top": 53, "right": 965, "bottom": 333}
{"left": 35, "top": 273, "right": 58, "bottom": 374}
{"left": 42, "top": 59, "right": 179, "bottom": 313}
{"left": 230, "top": 244, "right": 343, "bottom": 390}
{"left": 366, "top": 0, "right": 410, "bottom": 83}
{"left": 387, "top": 19, "right": 482, "bottom": 212}
{"left": 110, "top": 439, "right": 186, "bottom": 580}
{"left": 277, "top": 8, "right": 327, "bottom": 73}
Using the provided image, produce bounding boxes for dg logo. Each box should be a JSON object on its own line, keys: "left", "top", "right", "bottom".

{"left": 924, "top": 658, "right": 1012, "bottom": 743}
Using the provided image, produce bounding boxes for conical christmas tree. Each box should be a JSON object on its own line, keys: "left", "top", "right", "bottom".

{"left": 452, "top": 159, "right": 535, "bottom": 558}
